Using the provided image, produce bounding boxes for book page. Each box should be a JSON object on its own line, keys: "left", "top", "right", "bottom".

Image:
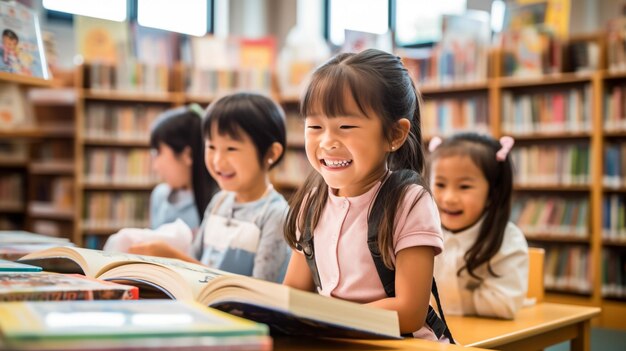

{"left": 99, "top": 259, "right": 230, "bottom": 300}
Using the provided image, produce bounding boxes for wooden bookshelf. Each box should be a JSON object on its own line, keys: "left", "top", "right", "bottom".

{"left": 82, "top": 89, "right": 182, "bottom": 104}
{"left": 74, "top": 64, "right": 178, "bottom": 247}
{"left": 497, "top": 72, "right": 594, "bottom": 88}
{"left": 82, "top": 138, "right": 150, "bottom": 148}
{"left": 513, "top": 184, "right": 591, "bottom": 192}
{"left": 526, "top": 235, "right": 590, "bottom": 244}
{"left": 0, "top": 70, "right": 52, "bottom": 231}
{"left": 402, "top": 40, "right": 625, "bottom": 329}
{"left": 419, "top": 82, "right": 489, "bottom": 94}
{"left": 0, "top": 129, "right": 42, "bottom": 138}
{"left": 509, "top": 132, "right": 592, "bottom": 141}
{"left": 0, "top": 71, "right": 52, "bottom": 87}
{"left": 81, "top": 183, "right": 157, "bottom": 191}
{"left": 29, "top": 161, "right": 75, "bottom": 175}
{"left": 23, "top": 87, "right": 79, "bottom": 243}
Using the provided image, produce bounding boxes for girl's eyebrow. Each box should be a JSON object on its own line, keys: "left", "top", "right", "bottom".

{"left": 458, "top": 176, "right": 477, "bottom": 182}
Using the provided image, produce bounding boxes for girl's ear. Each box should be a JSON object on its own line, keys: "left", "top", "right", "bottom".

{"left": 182, "top": 146, "right": 193, "bottom": 166}
{"left": 265, "top": 142, "right": 284, "bottom": 168}
{"left": 389, "top": 118, "right": 411, "bottom": 152}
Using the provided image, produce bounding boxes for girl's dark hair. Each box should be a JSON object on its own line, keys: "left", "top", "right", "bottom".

{"left": 284, "top": 49, "right": 428, "bottom": 268}
{"left": 150, "top": 104, "right": 219, "bottom": 219}
{"left": 201, "top": 93, "right": 287, "bottom": 168}
{"left": 428, "top": 132, "right": 514, "bottom": 282}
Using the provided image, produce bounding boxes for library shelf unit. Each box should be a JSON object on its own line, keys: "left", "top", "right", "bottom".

{"left": 0, "top": 73, "right": 53, "bottom": 232}
{"left": 410, "top": 53, "right": 626, "bottom": 327}
{"left": 75, "top": 64, "right": 181, "bottom": 249}
{"left": 25, "top": 88, "right": 79, "bottom": 244}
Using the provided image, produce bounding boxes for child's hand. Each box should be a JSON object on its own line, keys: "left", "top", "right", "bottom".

{"left": 128, "top": 240, "right": 179, "bottom": 258}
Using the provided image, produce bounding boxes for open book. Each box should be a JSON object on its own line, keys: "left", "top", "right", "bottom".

{"left": 19, "top": 247, "right": 400, "bottom": 339}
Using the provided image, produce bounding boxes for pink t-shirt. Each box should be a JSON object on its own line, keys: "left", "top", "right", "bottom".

{"left": 299, "top": 180, "right": 444, "bottom": 340}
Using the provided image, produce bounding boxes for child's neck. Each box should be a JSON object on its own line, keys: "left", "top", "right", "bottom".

{"left": 234, "top": 178, "right": 272, "bottom": 203}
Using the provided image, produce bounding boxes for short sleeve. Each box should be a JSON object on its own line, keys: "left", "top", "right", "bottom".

{"left": 393, "top": 185, "right": 443, "bottom": 255}
{"left": 252, "top": 201, "right": 291, "bottom": 282}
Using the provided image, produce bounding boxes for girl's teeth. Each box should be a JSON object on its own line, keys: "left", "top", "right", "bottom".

{"left": 325, "top": 159, "right": 351, "bottom": 167}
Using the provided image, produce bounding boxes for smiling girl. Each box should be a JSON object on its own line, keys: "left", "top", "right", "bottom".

{"left": 283, "top": 49, "right": 452, "bottom": 341}
{"left": 428, "top": 132, "right": 528, "bottom": 319}
{"left": 130, "top": 93, "right": 291, "bottom": 283}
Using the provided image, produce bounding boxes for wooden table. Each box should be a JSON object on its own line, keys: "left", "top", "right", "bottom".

{"left": 445, "top": 302, "right": 601, "bottom": 351}
{"left": 274, "top": 336, "right": 490, "bottom": 351}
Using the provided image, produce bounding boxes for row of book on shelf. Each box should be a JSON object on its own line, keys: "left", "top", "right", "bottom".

{"left": 83, "top": 148, "right": 157, "bottom": 185}
{"left": 541, "top": 245, "right": 591, "bottom": 295}
{"left": 603, "top": 194, "right": 626, "bottom": 242}
{"left": 421, "top": 96, "right": 490, "bottom": 137}
{"left": 511, "top": 144, "right": 590, "bottom": 186}
{"left": 414, "top": 84, "right": 623, "bottom": 139}
{"left": 0, "top": 231, "right": 403, "bottom": 349}
{"left": 605, "top": 83, "right": 626, "bottom": 131}
{"left": 84, "top": 103, "right": 163, "bottom": 142}
{"left": 602, "top": 248, "right": 626, "bottom": 299}
{"left": 83, "top": 193, "right": 150, "bottom": 231}
{"left": 0, "top": 175, "right": 22, "bottom": 209}
{"left": 85, "top": 62, "right": 170, "bottom": 94}
{"left": 511, "top": 196, "right": 588, "bottom": 239}
{"left": 501, "top": 85, "right": 591, "bottom": 135}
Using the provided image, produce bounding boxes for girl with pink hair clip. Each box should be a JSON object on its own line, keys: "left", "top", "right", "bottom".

{"left": 428, "top": 133, "right": 528, "bottom": 319}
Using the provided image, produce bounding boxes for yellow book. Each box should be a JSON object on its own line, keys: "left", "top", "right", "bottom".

{"left": 19, "top": 246, "right": 400, "bottom": 339}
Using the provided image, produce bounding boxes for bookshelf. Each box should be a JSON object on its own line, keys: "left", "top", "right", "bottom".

{"left": 75, "top": 64, "right": 180, "bottom": 249}
{"left": 401, "top": 30, "right": 626, "bottom": 328}
{"left": 0, "top": 73, "right": 52, "bottom": 232}
{"left": 272, "top": 99, "right": 312, "bottom": 198}
{"left": 25, "top": 88, "right": 79, "bottom": 244}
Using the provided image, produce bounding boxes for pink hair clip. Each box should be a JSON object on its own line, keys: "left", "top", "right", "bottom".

{"left": 428, "top": 136, "right": 443, "bottom": 152}
{"left": 496, "top": 136, "right": 515, "bottom": 161}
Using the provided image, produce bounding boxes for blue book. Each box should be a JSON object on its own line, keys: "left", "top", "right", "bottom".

{"left": 0, "top": 258, "right": 42, "bottom": 272}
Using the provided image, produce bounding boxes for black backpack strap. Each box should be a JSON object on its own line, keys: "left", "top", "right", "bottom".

{"left": 296, "top": 205, "right": 323, "bottom": 291}
{"left": 431, "top": 278, "right": 455, "bottom": 342}
{"left": 367, "top": 170, "right": 455, "bottom": 343}
{"left": 367, "top": 172, "right": 397, "bottom": 297}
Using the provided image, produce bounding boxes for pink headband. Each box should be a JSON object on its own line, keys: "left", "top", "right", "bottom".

{"left": 428, "top": 135, "right": 515, "bottom": 162}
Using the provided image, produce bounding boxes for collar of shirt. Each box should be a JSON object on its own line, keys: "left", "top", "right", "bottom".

{"left": 442, "top": 216, "right": 485, "bottom": 252}
{"left": 327, "top": 181, "right": 383, "bottom": 209}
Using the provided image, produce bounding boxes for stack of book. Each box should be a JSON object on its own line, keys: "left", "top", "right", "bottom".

{"left": 0, "top": 231, "right": 73, "bottom": 261}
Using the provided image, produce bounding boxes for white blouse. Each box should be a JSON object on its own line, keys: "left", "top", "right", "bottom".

{"left": 434, "top": 219, "right": 529, "bottom": 319}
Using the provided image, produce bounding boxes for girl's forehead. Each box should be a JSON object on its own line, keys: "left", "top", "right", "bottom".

{"left": 303, "top": 76, "right": 377, "bottom": 119}
{"left": 434, "top": 153, "right": 476, "bottom": 167}
{"left": 207, "top": 123, "right": 248, "bottom": 142}
{"left": 305, "top": 93, "right": 373, "bottom": 119}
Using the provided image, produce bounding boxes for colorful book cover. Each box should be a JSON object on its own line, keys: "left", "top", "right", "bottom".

{"left": 75, "top": 16, "right": 129, "bottom": 64}
{"left": 0, "top": 1, "right": 49, "bottom": 78}
{"left": 131, "top": 23, "right": 177, "bottom": 67}
{"left": 0, "top": 258, "right": 41, "bottom": 272}
{"left": 0, "top": 272, "right": 138, "bottom": 301}
{"left": 0, "top": 230, "right": 71, "bottom": 244}
{"left": 0, "top": 300, "right": 268, "bottom": 341}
